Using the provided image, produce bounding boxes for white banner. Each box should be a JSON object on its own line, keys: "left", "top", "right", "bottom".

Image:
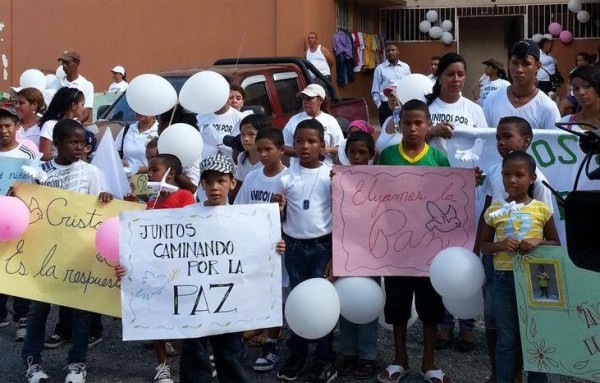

{"left": 446, "top": 127, "right": 598, "bottom": 244}
{"left": 119, "top": 203, "right": 282, "bottom": 341}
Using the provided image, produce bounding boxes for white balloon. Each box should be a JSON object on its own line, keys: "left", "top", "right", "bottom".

{"left": 568, "top": 0, "right": 582, "bottom": 13}
{"left": 441, "top": 32, "right": 454, "bottom": 45}
{"left": 285, "top": 278, "right": 340, "bottom": 340}
{"left": 44, "top": 74, "right": 60, "bottom": 91}
{"left": 429, "top": 26, "right": 443, "bottom": 39}
{"left": 430, "top": 247, "right": 485, "bottom": 300}
{"left": 419, "top": 20, "right": 431, "bottom": 33}
{"left": 441, "top": 20, "right": 453, "bottom": 32}
{"left": 19, "top": 69, "right": 46, "bottom": 92}
{"left": 531, "top": 34, "right": 543, "bottom": 44}
{"left": 443, "top": 293, "right": 484, "bottom": 320}
{"left": 378, "top": 278, "right": 417, "bottom": 331}
{"left": 577, "top": 10, "right": 590, "bottom": 23}
{"left": 426, "top": 10, "right": 438, "bottom": 23}
{"left": 126, "top": 74, "right": 178, "bottom": 116}
{"left": 393, "top": 74, "right": 434, "bottom": 104}
{"left": 55, "top": 65, "right": 66, "bottom": 81}
{"left": 157, "top": 123, "right": 203, "bottom": 167}
{"left": 335, "top": 277, "right": 384, "bottom": 324}
{"left": 543, "top": 33, "right": 553, "bottom": 41}
{"left": 179, "top": 71, "right": 230, "bottom": 114}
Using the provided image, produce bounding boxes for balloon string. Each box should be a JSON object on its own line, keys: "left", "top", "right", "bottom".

{"left": 167, "top": 103, "right": 178, "bottom": 127}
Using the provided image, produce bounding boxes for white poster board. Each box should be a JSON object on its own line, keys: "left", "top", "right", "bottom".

{"left": 119, "top": 203, "right": 282, "bottom": 341}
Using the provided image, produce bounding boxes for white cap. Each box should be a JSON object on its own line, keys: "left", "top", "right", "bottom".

{"left": 298, "top": 83, "right": 326, "bottom": 99}
{"left": 110, "top": 65, "right": 126, "bottom": 75}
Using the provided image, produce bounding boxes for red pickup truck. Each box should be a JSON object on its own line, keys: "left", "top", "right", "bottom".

{"left": 97, "top": 57, "right": 369, "bottom": 130}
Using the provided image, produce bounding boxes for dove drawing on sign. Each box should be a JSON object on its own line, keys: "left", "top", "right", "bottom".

{"left": 135, "top": 271, "right": 171, "bottom": 300}
{"left": 425, "top": 201, "right": 461, "bottom": 232}
{"left": 21, "top": 153, "right": 48, "bottom": 183}
{"left": 455, "top": 138, "right": 485, "bottom": 162}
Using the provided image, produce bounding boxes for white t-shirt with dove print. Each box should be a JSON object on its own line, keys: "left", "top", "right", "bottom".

{"left": 428, "top": 96, "right": 488, "bottom": 154}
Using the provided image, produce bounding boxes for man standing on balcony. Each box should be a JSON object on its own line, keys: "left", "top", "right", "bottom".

{"left": 371, "top": 44, "right": 411, "bottom": 126}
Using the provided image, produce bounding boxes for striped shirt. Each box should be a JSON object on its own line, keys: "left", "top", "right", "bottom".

{"left": 0, "top": 144, "right": 36, "bottom": 159}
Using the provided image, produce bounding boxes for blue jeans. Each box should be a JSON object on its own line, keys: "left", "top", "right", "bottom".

{"left": 494, "top": 270, "right": 547, "bottom": 383}
{"left": 339, "top": 317, "right": 378, "bottom": 360}
{"left": 284, "top": 234, "right": 335, "bottom": 363}
{"left": 180, "top": 334, "right": 247, "bottom": 383}
{"left": 483, "top": 255, "right": 496, "bottom": 330}
{"left": 0, "top": 294, "right": 30, "bottom": 322}
{"left": 22, "top": 302, "right": 90, "bottom": 365}
{"left": 440, "top": 311, "right": 475, "bottom": 332}
{"left": 340, "top": 276, "right": 379, "bottom": 360}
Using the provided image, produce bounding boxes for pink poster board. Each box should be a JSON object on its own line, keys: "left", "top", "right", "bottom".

{"left": 332, "top": 165, "right": 475, "bottom": 277}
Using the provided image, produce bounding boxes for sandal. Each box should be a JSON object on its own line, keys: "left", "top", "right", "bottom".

{"left": 354, "top": 359, "right": 376, "bottom": 380}
{"left": 377, "top": 364, "right": 408, "bottom": 383}
{"left": 422, "top": 369, "right": 451, "bottom": 383}
{"left": 339, "top": 356, "right": 357, "bottom": 376}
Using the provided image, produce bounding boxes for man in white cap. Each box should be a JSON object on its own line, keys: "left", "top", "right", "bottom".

{"left": 57, "top": 49, "right": 94, "bottom": 122}
{"left": 107, "top": 66, "right": 128, "bottom": 92}
{"left": 282, "top": 83, "right": 344, "bottom": 166}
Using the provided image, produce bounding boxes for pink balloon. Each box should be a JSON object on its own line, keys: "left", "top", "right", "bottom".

{"left": 559, "top": 30, "right": 573, "bottom": 44}
{"left": 95, "top": 216, "right": 120, "bottom": 263}
{"left": 0, "top": 196, "right": 30, "bottom": 241}
{"left": 18, "top": 138, "right": 39, "bottom": 154}
{"left": 548, "top": 22, "right": 562, "bottom": 36}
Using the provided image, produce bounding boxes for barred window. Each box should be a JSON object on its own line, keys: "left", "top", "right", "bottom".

{"left": 336, "top": 0, "right": 352, "bottom": 30}
{"left": 379, "top": 3, "right": 599, "bottom": 42}
{"left": 528, "top": 2, "right": 600, "bottom": 39}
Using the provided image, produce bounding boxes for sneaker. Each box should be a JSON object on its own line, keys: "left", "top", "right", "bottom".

{"left": 0, "top": 316, "right": 8, "bottom": 328}
{"left": 25, "top": 358, "right": 49, "bottom": 383}
{"left": 88, "top": 336, "right": 103, "bottom": 349}
{"left": 64, "top": 363, "right": 87, "bottom": 383}
{"left": 277, "top": 355, "right": 307, "bottom": 381}
{"left": 154, "top": 363, "right": 173, "bottom": 383}
{"left": 15, "top": 318, "right": 27, "bottom": 342}
{"left": 44, "top": 334, "right": 66, "bottom": 349}
{"left": 253, "top": 342, "right": 280, "bottom": 371}
{"left": 304, "top": 361, "right": 338, "bottom": 383}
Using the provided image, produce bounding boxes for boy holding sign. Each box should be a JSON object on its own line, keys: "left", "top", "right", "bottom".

{"left": 22, "top": 119, "right": 112, "bottom": 383}
{"left": 0, "top": 106, "right": 36, "bottom": 342}
{"left": 377, "top": 100, "right": 451, "bottom": 383}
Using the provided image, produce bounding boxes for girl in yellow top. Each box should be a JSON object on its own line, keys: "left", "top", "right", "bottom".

{"left": 480, "top": 151, "right": 559, "bottom": 383}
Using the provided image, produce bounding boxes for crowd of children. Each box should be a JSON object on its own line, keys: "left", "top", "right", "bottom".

{"left": 2, "top": 41, "right": 596, "bottom": 383}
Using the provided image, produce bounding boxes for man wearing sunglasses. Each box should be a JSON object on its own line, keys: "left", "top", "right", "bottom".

{"left": 483, "top": 40, "right": 560, "bottom": 130}
{"left": 57, "top": 50, "right": 94, "bottom": 123}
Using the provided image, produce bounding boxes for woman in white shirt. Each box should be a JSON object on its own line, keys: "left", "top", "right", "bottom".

{"left": 14, "top": 87, "right": 46, "bottom": 148}
{"left": 425, "top": 53, "right": 488, "bottom": 153}
{"left": 114, "top": 113, "right": 158, "bottom": 173}
{"left": 107, "top": 65, "right": 128, "bottom": 93}
{"left": 536, "top": 38, "right": 558, "bottom": 94}
{"left": 479, "top": 58, "right": 511, "bottom": 104}
{"left": 558, "top": 65, "right": 600, "bottom": 132}
{"left": 38, "top": 87, "right": 86, "bottom": 160}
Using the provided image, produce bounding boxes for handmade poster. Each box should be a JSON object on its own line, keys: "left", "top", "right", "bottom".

{"left": 129, "top": 174, "right": 154, "bottom": 196}
{"left": 0, "top": 157, "right": 33, "bottom": 195}
{"left": 447, "top": 127, "right": 597, "bottom": 244}
{"left": 0, "top": 183, "right": 144, "bottom": 317}
{"left": 332, "top": 165, "right": 475, "bottom": 277}
{"left": 119, "top": 203, "right": 282, "bottom": 341}
{"left": 514, "top": 246, "right": 600, "bottom": 381}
